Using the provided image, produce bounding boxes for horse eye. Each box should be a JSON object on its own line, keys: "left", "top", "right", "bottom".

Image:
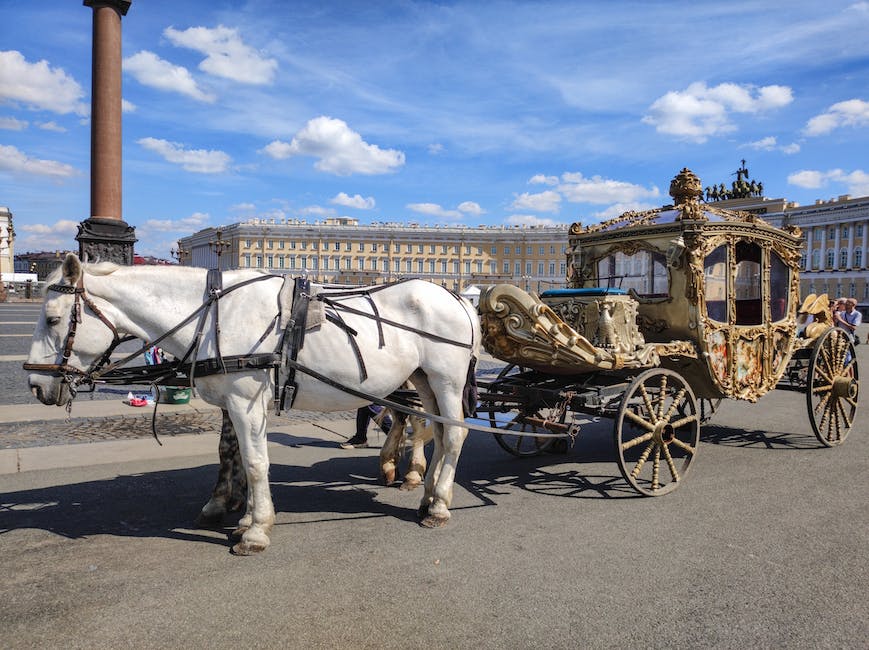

{"left": 46, "top": 316, "right": 62, "bottom": 326}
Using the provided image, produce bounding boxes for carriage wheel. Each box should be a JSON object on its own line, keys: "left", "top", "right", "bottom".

{"left": 614, "top": 369, "right": 700, "bottom": 496}
{"left": 806, "top": 328, "right": 859, "bottom": 447}
{"left": 486, "top": 364, "right": 559, "bottom": 457}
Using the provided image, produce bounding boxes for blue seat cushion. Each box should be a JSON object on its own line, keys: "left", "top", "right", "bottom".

{"left": 540, "top": 287, "right": 627, "bottom": 298}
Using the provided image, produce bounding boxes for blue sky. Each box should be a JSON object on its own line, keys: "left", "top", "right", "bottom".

{"left": 2, "top": 0, "right": 868, "bottom": 258}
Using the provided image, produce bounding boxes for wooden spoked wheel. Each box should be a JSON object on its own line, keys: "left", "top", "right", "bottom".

{"left": 806, "top": 328, "right": 859, "bottom": 447}
{"left": 486, "top": 365, "right": 559, "bottom": 457}
{"left": 614, "top": 369, "right": 700, "bottom": 496}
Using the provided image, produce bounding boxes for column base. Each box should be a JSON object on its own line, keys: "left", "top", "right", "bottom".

{"left": 76, "top": 217, "right": 138, "bottom": 265}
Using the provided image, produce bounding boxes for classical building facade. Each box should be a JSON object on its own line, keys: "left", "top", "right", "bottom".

{"left": 177, "top": 218, "right": 570, "bottom": 294}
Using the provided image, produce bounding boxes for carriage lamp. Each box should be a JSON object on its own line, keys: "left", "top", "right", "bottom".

{"left": 666, "top": 236, "right": 686, "bottom": 268}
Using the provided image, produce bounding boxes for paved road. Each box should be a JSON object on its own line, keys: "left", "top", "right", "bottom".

{"left": 2, "top": 300, "right": 867, "bottom": 648}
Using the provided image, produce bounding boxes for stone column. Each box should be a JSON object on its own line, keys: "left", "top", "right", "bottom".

{"left": 862, "top": 220, "right": 868, "bottom": 269}
{"left": 77, "top": 0, "right": 137, "bottom": 264}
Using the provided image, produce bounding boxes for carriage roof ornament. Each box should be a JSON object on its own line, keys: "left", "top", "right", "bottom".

{"left": 670, "top": 168, "right": 706, "bottom": 221}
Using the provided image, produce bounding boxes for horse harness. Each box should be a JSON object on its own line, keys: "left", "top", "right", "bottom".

{"left": 24, "top": 272, "right": 476, "bottom": 421}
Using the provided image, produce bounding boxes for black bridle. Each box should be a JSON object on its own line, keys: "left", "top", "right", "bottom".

{"left": 23, "top": 278, "right": 133, "bottom": 395}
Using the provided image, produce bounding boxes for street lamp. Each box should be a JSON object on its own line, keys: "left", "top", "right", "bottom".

{"left": 208, "top": 228, "right": 231, "bottom": 270}
{"left": 0, "top": 222, "right": 14, "bottom": 303}
{"left": 171, "top": 242, "right": 190, "bottom": 265}
{"left": 521, "top": 274, "right": 531, "bottom": 292}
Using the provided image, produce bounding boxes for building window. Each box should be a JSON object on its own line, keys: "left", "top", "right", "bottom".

{"left": 800, "top": 255, "right": 807, "bottom": 270}
{"left": 345, "top": 242, "right": 352, "bottom": 252}
{"left": 812, "top": 249, "right": 821, "bottom": 269}
{"left": 539, "top": 246, "right": 545, "bottom": 255}
{"left": 290, "top": 257, "right": 297, "bottom": 270}
{"left": 357, "top": 257, "right": 364, "bottom": 270}
{"left": 549, "top": 262, "right": 555, "bottom": 275}
{"left": 452, "top": 261, "right": 459, "bottom": 274}
{"left": 525, "top": 262, "right": 532, "bottom": 274}
{"left": 465, "top": 261, "right": 471, "bottom": 274}
{"left": 842, "top": 226, "right": 849, "bottom": 239}
{"left": 476, "top": 261, "right": 482, "bottom": 273}
{"left": 429, "top": 244, "right": 436, "bottom": 254}
{"left": 850, "top": 283, "right": 856, "bottom": 298}
{"left": 504, "top": 246, "right": 511, "bottom": 255}
{"left": 417, "top": 260, "right": 424, "bottom": 273}
{"left": 527, "top": 246, "right": 532, "bottom": 255}
{"left": 840, "top": 248, "right": 848, "bottom": 268}
{"left": 278, "top": 256, "right": 284, "bottom": 269}
{"left": 857, "top": 224, "right": 864, "bottom": 238}
{"left": 828, "top": 229, "right": 835, "bottom": 240}
{"left": 290, "top": 241, "right": 296, "bottom": 250}
{"left": 550, "top": 245, "right": 556, "bottom": 254}
{"left": 405, "top": 260, "right": 412, "bottom": 273}
{"left": 278, "top": 240, "right": 285, "bottom": 250}
{"left": 244, "top": 254, "right": 251, "bottom": 267}
{"left": 559, "top": 262, "right": 566, "bottom": 276}
{"left": 358, "top": 242, "right": 364, "bottom": 252}
{"left": 514, "top": 262, "right": 521, "bottom": 275}
{"left": 267, "top": 255, "right": 274, "bottom": 268}
{"left": 267, "top": 240, "right": 274, "bottom": 249}
{"left": 256, "top": 255, "right": 263, "bottom": 268}
{"left": 490, "top": 246, "right": 496, "bottom": 255}
{"left": 245, "top": 239, "right": 252, "bottom": 248}
{"left": 428, "top": 260, "right": 435, "bottom": 273}
{"left": 537, "top": 262, "right": 544, "bottom": 275}
{"left": 417, "top": 244, "right": 424, "bottom": 253}
{"left": 370, "top": 258, "right": 377, "bottom": 271}
{"left": 441, "top": 261, "right": 447, "bottom": 273}
{"left": 826, "top": 250, "right": 835, "bottom": 268}
{"left": 441, "top": 245, "right": 448, "bottom": 254}
{"left": 855, "top": 248, "right": 863, "bottom": 267}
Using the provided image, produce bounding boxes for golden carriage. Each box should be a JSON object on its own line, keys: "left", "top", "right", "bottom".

{"left": 478, "top": 169, "right": 858, "bottom": 495}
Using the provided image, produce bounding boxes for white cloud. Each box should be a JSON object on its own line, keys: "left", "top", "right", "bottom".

{"left": 164, "top": 25, "right": 277, "bottom": 85}
{"left": 142, "top": 212, "right": 210, "bottom": 232}
{"left": 20, "top": 220, "right": 79, "bottom": 235}
{"left": 428, "top": 143, "right": 444, "bottom": 155}
{"left": 406, "top": 201, "right": 483, "bottom": 220}
{"left": 0, "top": 51, "right": 88, "bottom": 116}
{"left": 0, "top": 144, "right": 77, "bottom": 178}
{"left": 804, "top": 99, "right": 869, "bottom": 136}
{"left": 331, "top": 192, "right": 376, "bottom": 209}
{"left": 457, "top": 201, "right": 484, "bottom": 216}
{"left": 788, "top": 168, "right": 869, "bottom": 195}
{"left": 510, "top": 190, "right": 561, "bottom": 213}
{"left": 122, "top": 99, "right": 136, "bottom": 113}
{"left": 299, "top": 205, "right": 336, "bottom": 217}
{"left": 505, "top": 214, "right": 561, "bottom": 227}
{"left": 743, "top": 136, "right": 800, "bottom": 154}
{"left": 137, "top": 137, "right": 231, "bottom": 173}
{"left": 407, "top": 202, "right": 461, "bottom": 219}
{"left": 37, "top": 121, "right": 66, "bottom": 133}
{"left": 124, "top": 51, "right": 215, "bottom": 102}
{"left": 261, "top": 116, "right": 405, "bottom": 175}
{"left": 0, "top": 116, "right": 27, "bottom": 130}
{"left": 643, "top": 81, "right": 793, "bottom": 143}
{"left": 230, "top": 202, "right": 256, "bottom": 212}
{"left": 558, "top": 172, "right": 660, "bottom": 204}
{"left": 529, "top": 174, "right": 558, "bottom": 186}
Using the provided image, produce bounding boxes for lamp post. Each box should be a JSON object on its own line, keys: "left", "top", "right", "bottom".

{"left": 209, "top": 228, "right": 231, "bottom": 270}
{"left": 0, "top": 222, "right": 14, "bottom": 302}
{"left": 521, "top": 274, "right": 531, "bottom": 292}
{"left": 171, "top": 242, "right": 189, "bottom": 266}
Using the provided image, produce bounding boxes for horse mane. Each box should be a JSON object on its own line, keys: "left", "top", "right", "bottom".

{"left": 83, "top": 261, "right": 121, "bottom": 276}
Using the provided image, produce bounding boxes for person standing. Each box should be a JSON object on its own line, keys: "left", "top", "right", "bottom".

{"left": 340, "top": 404, "right": 394, "bottom": 449}
{"left": 836, "top": 298, "right": 863, "bottom": 343}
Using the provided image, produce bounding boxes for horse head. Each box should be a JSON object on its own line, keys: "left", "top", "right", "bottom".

{"left": 25, "top": 253, "right": 120, "bottom": 406}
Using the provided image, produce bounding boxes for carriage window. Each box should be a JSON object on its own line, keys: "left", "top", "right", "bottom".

{"left": 596, "top": 250, "right": 668, "bottom": 296}
{"left": 769, "top": 251, "right": 789, "bottom": 322}
{"left": 735, "top": 241, "right": 762, "bottom": 325}
{"left": 704, "top": 245, "right": 728, "bottom": 323}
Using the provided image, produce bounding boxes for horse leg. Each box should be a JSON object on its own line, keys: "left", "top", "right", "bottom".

{"left": 379, "top": 410, "right": 408, "bottom": 486}
{"left": 416, "top": 381, "right": 467, "bottom": 528}
{"left": 224, "top": 391, "right": 275, "bottom": 555}
{"left": 197, "top": 409, "right": 248, "bottom": 527}
{"left": 399, "top": 415, "right": 432, "bottom": 492}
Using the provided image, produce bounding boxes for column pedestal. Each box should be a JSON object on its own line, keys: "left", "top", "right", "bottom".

{"left": 77, "top": 217, "right": 137, "bottom": 264}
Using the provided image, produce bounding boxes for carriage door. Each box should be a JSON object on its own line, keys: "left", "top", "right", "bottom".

{"left": 705, "top": 239, "right": 793, "bottom": 400}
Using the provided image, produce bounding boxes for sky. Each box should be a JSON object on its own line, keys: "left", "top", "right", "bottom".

{"left": 1, "top": 0, "right": 868, "bottom": 259}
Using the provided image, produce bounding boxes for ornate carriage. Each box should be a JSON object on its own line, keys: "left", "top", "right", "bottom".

{"left": 478, "top": 169, "right": 859, "bottom": 495}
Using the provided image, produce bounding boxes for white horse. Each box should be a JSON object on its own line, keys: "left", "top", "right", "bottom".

{"left": 26, "top": 255, "right": 480, "bottom": 555}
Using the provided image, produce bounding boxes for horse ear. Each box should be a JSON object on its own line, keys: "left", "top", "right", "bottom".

{"left": 62, "top": 253, "right": 83, "bottom": 286}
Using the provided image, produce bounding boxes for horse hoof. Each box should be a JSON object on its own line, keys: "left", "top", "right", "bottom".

{"left": 399, "top": 478, "right": 421, "bottom": 492}
{"left": 420, "top": 514, "right": 450, "bottom": 529}
{"left": 231, "top": 541, "right": 268, "bottom": 555}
